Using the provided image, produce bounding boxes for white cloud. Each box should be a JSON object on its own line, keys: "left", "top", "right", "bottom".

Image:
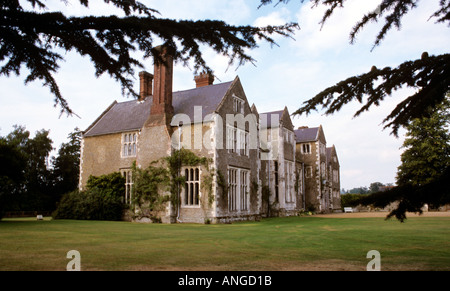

{"left": 1, "top": 0, "right": 448, "bottom": 190}
{"left": 146, "top": 0, "right": 252, "bottom": 24}
{"left": 254, "top": 7, "right": 292, "bottom": 27}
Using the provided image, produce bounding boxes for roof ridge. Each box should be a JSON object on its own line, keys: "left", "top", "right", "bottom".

{"left": 173, "top": 80, "right": 234, "bottom": 94}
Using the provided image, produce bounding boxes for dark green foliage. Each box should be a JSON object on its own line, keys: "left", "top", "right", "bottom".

{"left": 0, "top": 125, "right": 54, "bottom": 213}
{"left": 396, "top": 97, "right": 450, "bottom": 187}
{"left": 0, "top": 139, "right": 27, "bottom": 218}
{"left": 356, "top": 168, "right": 450, "bottom": 222}
{"left": 52, "top": 189, "right": 124, "bottom": 221}
{"left": 131, "top": 149, "right": 212, "bottom": 220}
{"left": 354, "top": 99, "right": 450, "bottom": 221}
{"left": 0, "top": 0, "right": 298, "bottom": 115}
{"left": 51, "top": 128, "right": 82, "bottom": 200}
{"left": 340, "top": 193, "right": 362, "bottom": 208}
{"left": 53, "top": 172, "right": 125, "bottom": 221}
{"left": 131, "top": 162, "right": 170, "bottom": 212}
{"left": 86, "top": 172, "right": 126, "bottom": 200}
{"left": 0, "top": 126, "right": 84, "bottom": 218}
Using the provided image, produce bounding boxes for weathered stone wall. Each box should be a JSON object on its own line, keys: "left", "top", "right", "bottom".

{"left": 296, "top": 141, "right": 320, "bottom": 211}
{"left": 214, "top": 79, "right": 261, "bottom": 221}
{"left": 79, "top": 133, "right": 136, "bottom": 190}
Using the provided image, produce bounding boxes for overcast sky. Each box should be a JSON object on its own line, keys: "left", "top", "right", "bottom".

{"left": 0, "top": 0, "right": 448, "bottom": 190}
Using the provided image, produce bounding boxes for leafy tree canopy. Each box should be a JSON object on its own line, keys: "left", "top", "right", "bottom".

{"left": 0, "top": 0, "right": 298, "bottom": 116}
{"left": 396, "top": 97, "right": 450, "bottom": 187}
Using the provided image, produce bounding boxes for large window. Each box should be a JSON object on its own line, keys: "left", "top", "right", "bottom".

{"left": 120, "top": 169, "right": 133, "bottom": 205}
{"left": 240, "top": 170, "right": 249, "bottom": 211}
{"left": 183, "top": 167, "right": 200, "bottom": 207}
{"left": 228, "top": 167, "right": 249, "bottom": 212}
{"left": 226, "top": 125, "right": 249, "bottom": 156}
{"left": 122, "top": 132, "right": 137, "bottom": 157}
{"left": 228, "top": 168, "right": 237, "bottom": 211}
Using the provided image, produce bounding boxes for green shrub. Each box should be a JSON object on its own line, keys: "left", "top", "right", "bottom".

{"left": 53, "top": 189, "right": 124, "bottom": 221}
{"left": 86, "top": 172, "right": 125, "bottom": 200}
{"left": 340, "top": 193, "right": 362, "bottom": 208}
{"left": 53, "top": 172, "right": 125, "bottom": 221}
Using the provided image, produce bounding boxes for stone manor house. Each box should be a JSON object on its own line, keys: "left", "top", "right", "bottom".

{"left": 79, "top": 46, "right": 341, "bottom": 223}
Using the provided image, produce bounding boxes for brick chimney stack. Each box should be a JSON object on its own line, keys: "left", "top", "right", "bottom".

{"left": 194, "top": 71, "right": 215, "bottom": 88}
{"left": 151, "top": 45, "right": 174, "bottom": 116}
{"left": 139, "top": 71, "right": 153, "bottom": 101}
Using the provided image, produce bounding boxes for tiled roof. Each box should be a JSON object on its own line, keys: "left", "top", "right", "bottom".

{"left": 84, "top": 81, "right": 233, "bottom": 137}
{"left": 294, "top": 127, "right": 319, "bottom": 143}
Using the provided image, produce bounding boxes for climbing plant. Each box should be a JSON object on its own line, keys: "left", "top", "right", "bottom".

{"left": 131, "top": 149, "right": 213, "bottom": 222}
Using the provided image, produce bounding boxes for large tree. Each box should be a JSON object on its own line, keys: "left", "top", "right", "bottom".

{"left": 353, "top": 98, "right": 449, "bottom": 221}
{"left": 396, "top": 95, "right": 450, "bottom": 185}
{"left": 261, "top": 0, "right": 449, "bottom": 136}
{"left": 0, "top": 0, "right": 298, "bottom": 116}
{"left": 51, "top": 127, "right": 82, "bottom": 198}
{"left": 0, "top": 125, "right": 54, "bottom": 212}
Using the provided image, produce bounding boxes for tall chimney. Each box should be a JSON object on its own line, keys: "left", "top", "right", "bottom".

{"left": 139, "top": 71, "right": 153, "bottom": 101}
{"left": 194, "top": 71, "right": 215, "bottom": 88}
{"left": 151, "top": 45, "right": 174, "bottom": 116}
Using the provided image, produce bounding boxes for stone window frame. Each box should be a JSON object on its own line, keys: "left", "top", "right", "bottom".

{"left": 122, "top": 132, "right": 138, "bottom": 158}
{"left": 226, "top": 124, "right": 249, "bottom": 156}
{"left": 233, "top": 95, "right": 245, "bottom": 114}
{"left": 302, "top": 143, "right": 311, "bottom": 154}
{"left": 182, "top": 167, "right": 201, "bottom": 208}
{"left": 227, "top": 166, "right": 250, "bottom": 212}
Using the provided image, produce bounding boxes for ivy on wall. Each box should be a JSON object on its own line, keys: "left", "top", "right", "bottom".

{"left": 130, "top": 148, "right": 214, "bottom": 222}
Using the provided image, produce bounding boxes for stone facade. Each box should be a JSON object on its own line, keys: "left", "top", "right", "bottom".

{"left": 260, "top": 108, "right": 298, "bottom": 217}
{"left": 294, "top": 126, "right": 341, "bottom": 212}
{"left": 79, "top": 48, "right": 341, "bottom": 223}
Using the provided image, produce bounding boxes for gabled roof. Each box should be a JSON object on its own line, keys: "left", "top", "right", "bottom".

{"left": 260, "top": 110, "right": 284, "bottom": 129}
{"left": 294, "top": 127, "right": 319, "bottom": 143}
{"left": 260, "top": 106, "right": 294, "bottom": 130}
{"left": 83, "top": 80, "right": 234, "bottom": 137}
{"left": 327, "top": 145, "right": 339, "bottom": 165}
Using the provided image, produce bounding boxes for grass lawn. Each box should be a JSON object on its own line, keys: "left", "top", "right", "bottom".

{"left": 0, "top": 215, "right": 449, "bottom": 271}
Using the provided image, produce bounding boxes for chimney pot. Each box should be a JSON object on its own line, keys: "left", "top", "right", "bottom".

{"left": 139, "top": 71, "right": 153, "bottom": 101}
{"left": 298, "top": 126, "right": 309, "bottom": 130}
{"left": 194, "top": 71, "right": 215, "bottom": 88}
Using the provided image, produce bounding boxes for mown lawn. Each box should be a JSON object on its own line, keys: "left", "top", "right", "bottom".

{"left": 0, "top": 216, "right": 449, "bottom": 271}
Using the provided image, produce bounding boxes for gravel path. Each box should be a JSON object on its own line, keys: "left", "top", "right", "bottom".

{"left": 315, "top": 211, "right": 450, "bottom": 218}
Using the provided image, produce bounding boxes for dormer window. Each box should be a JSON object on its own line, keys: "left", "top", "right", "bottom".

{"left": 122, "top": 132, "right": 138, "bottom": 157}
